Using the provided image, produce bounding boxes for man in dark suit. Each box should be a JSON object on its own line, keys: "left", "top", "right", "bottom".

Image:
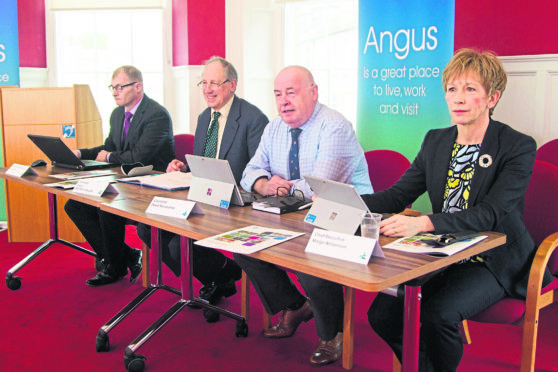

{"left": 136, "top": 57, "right": 268, "bottom": 321}
{"left": 65, "top": 65, "right": 174, "bottom": 286}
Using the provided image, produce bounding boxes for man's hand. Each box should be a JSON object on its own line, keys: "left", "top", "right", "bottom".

{"left": 96, "top": 150, "right": 110, "bottom": 162}
{"left": 166, "top": 159, "right": 186, "bottom": 173}
{"left": 380, "top": 215, "right": 434, "bottom": 237}
{"left": 254, "top": 175, "right": 293, "bottom": 196}
{"left": 73, "top": 150, "right": 80, "bottom": 158}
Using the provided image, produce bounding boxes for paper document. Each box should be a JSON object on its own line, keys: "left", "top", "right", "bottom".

{"left": 118, "top": 171, "right": 192, "bottom": 191}
{"left": 195, "top": 225, "right": 304, "bottom": 254}
{"left": 50, "top": 169, "right": 118, "bottom": 180}
{"left": 45, "top": 176, "right": 116, "bottom": 189}
{"left": 383, "top": 233, "right": 488, "bottom": 257}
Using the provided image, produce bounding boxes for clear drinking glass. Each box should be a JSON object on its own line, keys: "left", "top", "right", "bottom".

{"left": 361, "top": 212, "right": 382, "bottom": 240}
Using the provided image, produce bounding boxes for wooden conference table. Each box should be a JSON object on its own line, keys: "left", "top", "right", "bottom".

{"left": 0, "top": 166, "right": 506, "bottom": 371}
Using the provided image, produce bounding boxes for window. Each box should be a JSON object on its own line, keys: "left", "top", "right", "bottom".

{"left": 283, "top": 0, "right": 358, "bottom": 126}
{"left": 51, "top": 8, "right": 165, "bottom": 136}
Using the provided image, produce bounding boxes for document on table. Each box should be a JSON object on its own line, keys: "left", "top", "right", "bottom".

{"left": 45, "top": 176, "right": 117, "bottom": 189}
{"left": 383, "top": 233, "right": 488, "bottom": 257}
{"left": 49, "top": 169, "right": 118, "bottom": 180}
{"left": 118, "top": 171, "right": 192, "bottom": 191}
{"left": 195, "top": 225, "right": 304, "bottom": 254}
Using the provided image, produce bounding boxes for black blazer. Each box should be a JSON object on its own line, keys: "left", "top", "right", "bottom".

{"left": 193, "top": 95, "right": 268, "bottom": 184}
{"left": 80, "top": 94, "right": 174, "bottom": 172}
{"left": 362, "top": 119, "right": 552, "bottom": 298}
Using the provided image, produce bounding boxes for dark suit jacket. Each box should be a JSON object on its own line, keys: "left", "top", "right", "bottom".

{"left": 193, "top": 95, "right": 268, "bottom": 184}
{"left": 80, "top": 94, "right": 174, "bottom": 172}
{"left": 362, "top": 119, "right": 552, "bottom": 298}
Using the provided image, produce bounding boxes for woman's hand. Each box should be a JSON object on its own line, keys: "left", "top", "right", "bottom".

{"left": 380, "top": 215, "right": 434, "bottom": 237}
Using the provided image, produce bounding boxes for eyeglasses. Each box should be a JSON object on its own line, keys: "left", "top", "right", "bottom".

{"left": 197, "top": 80, "right": 230, "bottom": 90}
{"left": 108, "top": 82, "right": 137, "bottom": 93}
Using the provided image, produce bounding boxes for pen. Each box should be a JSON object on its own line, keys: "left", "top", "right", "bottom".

{"left": 298, "top": 202, "right": 313, "bottom": 210}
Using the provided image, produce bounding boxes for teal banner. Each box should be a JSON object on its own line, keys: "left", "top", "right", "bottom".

{"left": 0, "top": 0, "right": 20, "bottom": 86}
{"left": 357, "top": 0, "right": 454, "bottom": 212}
{"left": 0, "top": 0, "right": 20, "bottom": 221}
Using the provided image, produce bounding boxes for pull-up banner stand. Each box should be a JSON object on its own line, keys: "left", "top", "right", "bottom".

{"left": 357, "top": 0, "right": 454, "bottom": 212}
{"left": 0, "top": 0, "right": 20, "bottom": 222}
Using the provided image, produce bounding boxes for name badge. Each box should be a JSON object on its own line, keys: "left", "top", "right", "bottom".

{"left": 146, "top": 196, "right": 204, "bottom": 219}
{"left": 5, "top": 164, "right": 38, "bottom": 177}
{"left": 305, "top": 229, "right": 384, "bottom": 265}
{"left": 72, "top": 179, "right": 119, "bottom": 197}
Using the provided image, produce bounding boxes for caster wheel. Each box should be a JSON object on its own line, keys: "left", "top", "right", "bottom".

{"left": 96, "top": 330, "right": 110, "bottom": 352}
{"left": 124, "top": 350, "right": 146, "bottom": 372}
{"left": 203, "top": 309, "right": 220, "bottom": 323}
{"left": 235, "top": 319, "right": 248, "bottom": 337}
{"left": 127, "top": 358, "right": 145, "bottom": 372}
{"left": 6, "top": 275, "right": 22, "bottom": 290}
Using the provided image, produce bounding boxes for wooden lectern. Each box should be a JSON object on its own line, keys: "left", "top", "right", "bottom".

{"left": 0, "top": 85, "right": 103, "bottom": 242}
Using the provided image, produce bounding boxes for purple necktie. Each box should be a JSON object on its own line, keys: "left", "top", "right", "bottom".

{"left": 122, "top": 111, "right": 133, "bottom": 144}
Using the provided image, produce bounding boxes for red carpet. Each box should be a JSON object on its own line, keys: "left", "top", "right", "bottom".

{"left": 0, "top": 227, "right": 557, "bottom": 371}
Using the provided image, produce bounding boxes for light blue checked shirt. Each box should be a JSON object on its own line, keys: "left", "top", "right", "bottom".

{"left": 241, "top": 102, "right": 373, "bottom": 199}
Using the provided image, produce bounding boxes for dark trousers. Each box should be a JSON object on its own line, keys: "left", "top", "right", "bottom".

{"left": 136, "top": 223, "right": 232, "bottom": 285}
{"left": 234, "top": 253, "right": 344, "bottom": 341}
{"left": 368, "top": 262, "right": 506, "bottom": 372}
{"left": 64, "top": 200, "right": 131, "bottom": 272}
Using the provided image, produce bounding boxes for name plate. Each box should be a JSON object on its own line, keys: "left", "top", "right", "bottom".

{"left": 305, "top": 229, "right": 384, "bottom": 265}
{"left": 6, "top": 164, "right": 38, "bottom": 177}
{"left": 72, "top": 179, "right": 118, "bottom": 197}
{"left": 146, "top": 196, "right": 204, "bottom": 219}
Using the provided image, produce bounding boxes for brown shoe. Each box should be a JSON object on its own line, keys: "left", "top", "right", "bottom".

{"left": 309, "top": 332, "right": 343, "bottom": 366}
{"left": 263, "top": 298, "right": 313, "bottom": 338}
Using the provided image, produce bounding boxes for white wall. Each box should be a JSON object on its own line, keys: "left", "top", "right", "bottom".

{"left": 495, "top": 54, "right": 558, "bottom": 147}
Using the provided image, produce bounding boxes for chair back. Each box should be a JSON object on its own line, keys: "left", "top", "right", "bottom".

{"left": 364, "top": 149, "right": 411, "bottom": 192}
{"left": 536, "top": 138, "right": 558, "bottom": 167}
{"left": 524, "top": 160, "right": 558, "bottom": 275}
{"left": 174, "top": 134, "right": 195, "bottom": 164}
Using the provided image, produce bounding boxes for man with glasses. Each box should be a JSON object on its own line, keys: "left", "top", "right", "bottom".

{"left": 136, "top": 56, "right": 268, "bottom": 321}
{"left": 235, "top": 65, "right": 372, "bottom": 366}
{"left": 65, "top": 65, "right": 174, "bottom": 286}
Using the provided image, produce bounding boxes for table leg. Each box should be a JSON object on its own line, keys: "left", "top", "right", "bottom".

{"left": 402, "top": 285, "right": 421, "bottom": 371}
{"left": 5, "top": 193, "right": 95, "bottom": 290}
{"left": 342, "top": 286, "right": 356, "bottom": 369}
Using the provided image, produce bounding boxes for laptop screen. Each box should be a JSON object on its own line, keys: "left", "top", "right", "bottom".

{"left": 27, "top": 134, "right": 84, "bottom": 167}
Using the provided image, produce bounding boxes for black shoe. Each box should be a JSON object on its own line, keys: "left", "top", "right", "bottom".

{"left": 86, "top": 265, "right": 126, "bottom": 287}
{"left": 199, "top": 279, "right": 238, "bottom": 304}
{"left": 95, "top": 258, "right": 106, "bottom": 272}
{"left": 199, "top": 279, "right": 238, "bottom": 323}
{"left": 127, "top": 249, "right": 142, "bottom": 284}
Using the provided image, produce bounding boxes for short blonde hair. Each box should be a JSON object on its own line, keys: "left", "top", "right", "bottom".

{"left": 442, "top": 49, "right": 507, "bottom": 115}
{"left": 113, "top": 65, "right": 143, "bottom": 84}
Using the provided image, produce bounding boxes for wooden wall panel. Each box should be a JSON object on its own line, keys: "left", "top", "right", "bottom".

{"left": 1, "top": 85, "right": 102, "bottom": 242}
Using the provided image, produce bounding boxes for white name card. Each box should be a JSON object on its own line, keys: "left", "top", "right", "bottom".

{"left": 72, "top": 179, "right": 119, "bottom": 197}
{"left": 146, "top": 196, "right": 204, "bottom": 219}
{"left": 6, "top": 164, "right": 38, "bottom": 177}
{"left": 305, "top": 229, "right": 384, "bottom": 265}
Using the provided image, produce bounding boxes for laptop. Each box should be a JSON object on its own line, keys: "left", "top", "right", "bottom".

{"left": 303, "top": 174, "right": 371, "bottom": 234}
{"left": 28, "top": 134, "right": 114, "bottom": 170}
{"left": 185, "top": 154, "right": 255, "bottom": 208}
